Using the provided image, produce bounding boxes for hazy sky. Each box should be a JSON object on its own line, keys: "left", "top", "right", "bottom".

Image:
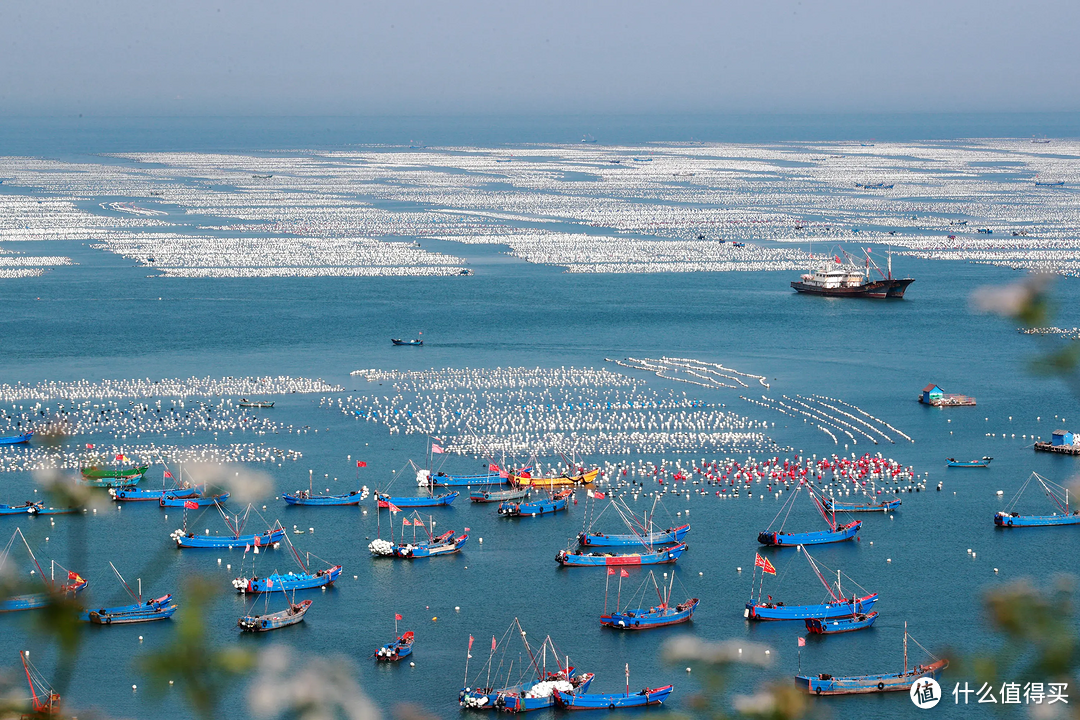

{"left": 2, "top": 0, "right": 1077, "bottom": 116}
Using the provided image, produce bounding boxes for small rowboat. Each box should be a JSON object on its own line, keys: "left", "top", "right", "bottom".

{"left": 172, "top": 526, "right": 285, "bottom": 549}
{"left": 238, "top": 599, "right": 311, "bottom": 632}
{"left": 110, "top": 486, "right": 200, "bottom": 502}
{"left": 556, "top": 543, "right": 688, "bottom": 567}
{"left": 391, "top": 338, "right": 423, "bottom": 346}
{"left": 375, "top": 631, "right": 414, "bottom": 661}
{"left": 822, "top": 498, "right": 901, "bottom": 513}
{"left": 283, "top": 490, "right": 364, "bottom": 506}
{"left": 757, "top": 521, "right": 861, "bottom": 547}
{"left": 0, "top": 432, "right": 32, "bottom": 445}
{"left": 806, "top": 611, "right": 878, "bottom": 634}
{"left": 80, "top": 465, "right": 149, "bottom": 484}
{"left": 554, "top": 684, "right": 673, "bottom": 709}
{"left": 470, "top": 487, "right": 528, "bottom": 503}
{"left": 377, "top": 491, "right": 459, "bottom": 508}
{"left": 947, "top": 456, "right": 993, "bottom": 468}
{"left": 602, "top": 598, "right": 698, "bottom": 630}
{"left": 579, "top": 523, "right": 690, "bottom": 547}
{"left": 238, "top": 399, "right": 274, "bottom": 408}
{"left": 0, "top": 502, "right": 42, "bottom": 516}
{"left": 746, "top": 593, "right": 879, "bottom": 621}
{"left": 511, "top": 469, "right": 598, "bottom": 488}
{"left": 499, "top": 489, "right": 572, "bottom": 517}
{"left": 233, "top": 565, "right": 342, "bottom": 593}
{"left": 160, "top": 493, "right": 229, "bottom": 508}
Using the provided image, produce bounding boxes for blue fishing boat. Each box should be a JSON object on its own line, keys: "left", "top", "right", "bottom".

{"left": 160, "top": 493, "right": 229, "bottom": 508}
{"left": 171, "top": 503, "right": 286, "bottom": 548}
{"left": 797, "top": 624, "right": 947, "bottom": 695}
{"left": 419, "top": 468, "right": 507, "bottom": 488}
{"left": 30, "top": 507, "right": 80, "bottom": 516}
{"left": 0, "top": 502, "right": 42, "bottom": 516}
{"left": 745, "top": 546, "right": 878, "bottom": 621}
{"left": 946, "top": 456, "right": 993, "bottom": 468}
{"left": 459, "top": 618, "right": 594, "bottom": 712}
{"left": 805, "top": 611, "right": 878, "bottom": 634}
{"left": 995, "top": 472, "right": 1080, "bottom": 527}
{"left": 556, "top": 543, "right": 687, "bottom": 567}
{"left": 238, "top": 599, "right": 312, "bottom": 632}
{"left": 377, "top": 491, "right": 458, "bottom": 508}
{"left": 110, "top": 486, "right": 200, "bottom": 502}
{"left": 555, "top": 684, "right": 673, "bottom": 709}
{"left": 81, "top": 593, "right": 173, "bottom": 621}
{"left": 87, "top": 601, "right": 177, "bottom": 625}
{"left": 579, "top": 523, "right": 690, "bottom": 547}
{"left": 369, "top": 528, "right": 468, "bottom": 558}
{"left": 0, "top": 432, "right": 32, "bottom": 445}
{"left": 758, "top": 521, "right": 860, "bottom": 546}
{"left": 498, "top": 488, "right": 571, "bottom": 517}
{"left": 600, "top": 570, "right": 698, "bottom": 630}
{"left": 375, "top": 631, "right": 414, "bottom": 662}
{"left": 759, "top": 484, "right": 861, "bottom": 546}
{"left": 233, "top": 564, "right": 342, "bottom": 593}
{"left": 471, "top": 487, "right": 528, "bottom": 503}
{"left": 283, "top": 490, "right": 366, "bottom": 505}
{"left": 391, "top": 338, "right": 423, "bottom": 346}
{"left": 822, "top": 498, "right": 901, "bottom": 513}
{"left": 0, "top": 528, "right": 87, "bottom": 612}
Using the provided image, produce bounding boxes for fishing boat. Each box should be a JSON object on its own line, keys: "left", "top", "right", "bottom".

{"left": 510, "top": 468, "right": 598, "bottom": 488}
{"left": 470, "top": 487, "right": 528, "bottom": 503}
{"left": 745, "top": 547, "right": 878, "bottom": 621}
{"left": 238, "top": 598, "right": 312, "bottom": 632}
{"left": 391, "top": 338, "right": 423, "bottom": 346}
{"left": 758, "top": 484, "right": 861, "bottom": 546}
{"left": 556, "top": 543, "right": 687, "bottom": 567}
{"left": 80, "top": 465, "right": 149, "bottom": 486}
{"left": 579, "top": 523, "right": 690, "bottom": 547}
{"left": 238, "top": 399, "right": 274, "bottom": 408}
{"left": 995, "top": 472, "right": 1080, "bottom": 527}
{"left": 160, "top": 493, "right": 229, "bottom": 508}
{"left": 0, "top": 432, "right": 32, "bottom": 445}
{"left": 796, "top": 623, "right": 947, "bottom": 695}
{"left": 232, "top": 531, "right": 342, "bottom": 593}
{"left": 81, "top": 563, "right": 176, "bottom": 624}
{"left": 30, "top": 507, "right": 81, "bottom": 516}
{"left": 791, "top": 248, "right": 913, "bottom": 299}
{"left": 947, "top": 456, "right": 993, "bottom": 468}
{"left": 110, "top": 486, "right": 200, "bottom": 502}
{"left": 20, "top": 651, "right": 61, "bottom": 717}
{"left": 81, "top": 594, "right": 174, "bottom": 622}
{"left": 0, "top": 502, "right": 43, "bottom": 516}
{"left": 376, "top": 491, "right": 458, "bottom": 507}
{"left": 555, "top": 685, "right": 673, "bottom": 709}
{"left": 283, "top": 489, "right": 366, "bottom": 506}
{"left": 600, "top": 571, "right": 698, "bottom": 630}
{"left": 459, "top": 618, "right": 594, "bottom": 712}
{"left": 171, "top": 503, "right": 286, "bottom": 549}
{"left": 422, "top": 470, "right": 507, "bottom": 488}
{"left": 376, "top": 631, "right": 414, "bottom": 662}
{"left": 499, "top": 488, "right": 572, "bottom": 517}
{"left": 369, "top": 528, "right": 468, "bottom": 558}
{"left": 0, "top": 529, "right": 87, "bottom": 613}
{"left": 805, "top": 612, "right": 878, "bottom": 635}
{"left": 822, "top": 497, "right": 901, "bottom": 513}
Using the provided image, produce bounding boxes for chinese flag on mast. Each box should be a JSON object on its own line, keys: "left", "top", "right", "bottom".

{"left": 754, "top": 553, "right": 777, "bottom": 575}
{"left": 431, "top": 443, "right": 445, "bottom": 454}
{"left": 620, "top": 569, "right": 629, "bottom": 578}
{"left": 395, "top": 614, "right": 403, "bottom": 621}
{"left": 357, "top": 461, "right": 367, "bottom": 468}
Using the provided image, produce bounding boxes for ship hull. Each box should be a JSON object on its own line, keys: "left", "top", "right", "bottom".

{"left": 791, "top": 278, "right": 913, "bottom": 298}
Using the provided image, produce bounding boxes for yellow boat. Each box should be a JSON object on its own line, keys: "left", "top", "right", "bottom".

{"left": 510, "top": 469, "right": 599, "bottom": 488}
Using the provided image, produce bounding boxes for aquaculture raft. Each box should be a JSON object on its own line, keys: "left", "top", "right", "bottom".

{"left": 919, "top": 384, "right": 975, "bottom": 407}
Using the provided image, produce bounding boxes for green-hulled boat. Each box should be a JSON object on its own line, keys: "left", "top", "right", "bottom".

{"left": 80, "top": 465, "right": 149, "bottom": 487}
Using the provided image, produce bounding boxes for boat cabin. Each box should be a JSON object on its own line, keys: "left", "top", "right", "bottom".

{"left": 1052, "top": 430, "right": 1075, "bottom": 446}
{"left": 921, "top": 385, "right": 944, "bottom": 404}
{"left": 799, "top": 262, "right": 867, "bottom": 289}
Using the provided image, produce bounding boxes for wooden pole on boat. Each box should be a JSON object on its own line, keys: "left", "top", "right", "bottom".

{"left": 904, "top": 621, "right": 908, "bottom": 674}
{"left": 617, "top": 571, "right": 624, "bottom": 610}
{"left": 625, "top": 663, "right": 630, "bottom": 697}
{"left": 605, "top": 568, "right": 612, "bottom": 614}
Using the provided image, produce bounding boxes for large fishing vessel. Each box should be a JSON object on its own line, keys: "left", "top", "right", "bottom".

{"left": 792, "top": 249, "right": 913, "bottom": 299}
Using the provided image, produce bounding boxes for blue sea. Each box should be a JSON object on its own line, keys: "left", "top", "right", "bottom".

{"left": 2, "top": 114, "right": 1079, "bottom": 719}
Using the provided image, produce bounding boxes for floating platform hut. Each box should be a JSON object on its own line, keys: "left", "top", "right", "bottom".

{"left": 918, "top": 384, "right": 976, "bottom": 407}
{"left": 1034, "top": 430, "right": 1080, "bottom": 455}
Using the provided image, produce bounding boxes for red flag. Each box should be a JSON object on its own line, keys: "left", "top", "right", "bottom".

{"left": 357, "top": 461, "right": 367, "bottom": 467}
{"left": 594, "top": 492, "right": 606, "bottom": 499}
{"left": 115, "top": 454, "right": 124, "bottom": 461}
{"left": 86, "top": 443, "right": 94, "bottom": 449}
{"left": 468, "top": 635, "right": 474, "bottom": 651}
{"left": 164, "top": 471, "right": 173, "bottom": 478}
{"left": 388, "top": 503, "right": 401, "bottom": 513}
{"left": 489, "top": 463, "right": 499, "bottom": 472}
{"left": 183, "top": 500, "right": 198, "bottom": 510}
{"left": 395, "top": 614, "right": 403, "bottom": 621}
{"left": 431, "top": 443, "right": 445, "bottom": 454}
{"left": 492, "top": 635, "right": 497, "bottom": 652}
{"left": 754, "top": 553, "right": 777, "bottom": 575}
{"left": 607, "top": 568, "right": 616, "bottom": 575}
{"left": 254, "top": 535, "right": 261, "bottom": 547}
{"left": 464, "top": 527, "right": 470, "bottom": 532}
{"left": 834, "top": 255, "right": 841, "bottom": 264}
{"left": 67, "top": 570, "right": 78, "bottom": 580}
{"left": 620, "top": 569, "right": 629, "bottom": 577}
{"left": 798, "top": 637, "right": 806, "bottom": 647}
{"left": 401, "top": 518, "right": 412, "bottom": 526}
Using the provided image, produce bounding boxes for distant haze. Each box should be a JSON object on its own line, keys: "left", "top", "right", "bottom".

{"left": 1, "top": 0, "right": 1078, "bottom": 116}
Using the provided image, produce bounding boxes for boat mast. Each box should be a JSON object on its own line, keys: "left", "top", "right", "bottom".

{"left": 904, "top": 621, "right": 908, "bottom": 674}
